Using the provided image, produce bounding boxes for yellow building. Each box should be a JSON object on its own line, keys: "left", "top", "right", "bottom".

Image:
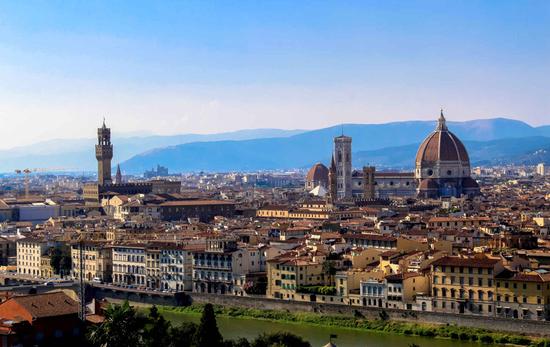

{"left": 431, "top": 255, "right": 503, "bottom": 316}
{"left": 256, "top": 205, "right": 330, "bottom": 220}
{"left": 40, "top": 256, "right": 54, "bottom": 278}
{"left": 267, "top": 252, "right": 328, "bottom": 300}
{"left": 71, "top": 241, "right": 113, "bottom": 282}
{"left": 495, "top": 269, "right": 550, "bottom": 320}
{"left": 256, "top": 206, "right": 289, "bottom": 218}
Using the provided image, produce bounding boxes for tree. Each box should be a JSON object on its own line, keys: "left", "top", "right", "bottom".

{"left": 193, "top": 304, "right": 223, "bottom": 347}
{"left": 169, "top": 322, "right": 198, "bottom": 347}
{"left": 251, "top": 332, "right": 311, "bottom": 347}
{"left": 322, "top": 260, "right": 337, "bottom": 284}
{"left": 143, "top": 305, "right": 171, "bottom": 347}
{"left": 87, "top": 301, "right": 146, "bottom": 347}
{"left": 49, "top": 245, "right": 72, "bottom": 276}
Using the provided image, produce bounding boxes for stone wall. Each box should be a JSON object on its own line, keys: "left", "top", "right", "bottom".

{"left": 91, "top": 287, "right": 550, "bottom": 337}
{"left": 188, "top": 293, "right": 550, "bottom": 337}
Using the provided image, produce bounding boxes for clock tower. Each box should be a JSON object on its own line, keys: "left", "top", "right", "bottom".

{"left": 95, "top": 119, "right": 113, "bottom": 186}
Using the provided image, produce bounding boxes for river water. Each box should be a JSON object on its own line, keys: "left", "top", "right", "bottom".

{"left": 162, "top": 311, "right": 484, "bottom": 347}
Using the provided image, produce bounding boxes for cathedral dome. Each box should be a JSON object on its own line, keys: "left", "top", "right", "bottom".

{"left": 305, "top": 163, "right": 329, "bottom": 190}
{"left": 306, "top": 163, "right": 329, "bottom": 183}
{"left": 415, "top": 114, "right": 470, "bottom": 165}
{"left": 415, "top": 111, "right": 479, "bottom": 199}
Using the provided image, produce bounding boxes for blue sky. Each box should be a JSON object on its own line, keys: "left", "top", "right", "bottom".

{"left": 0, "top": 0, "right": 548, "bottom": 148}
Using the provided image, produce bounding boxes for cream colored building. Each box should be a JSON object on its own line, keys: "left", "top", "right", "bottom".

{"left": 71, "top": 241, "right": 112, "bottom": 282}
{"left": 112, "top": 244, "right": 146, "bottom": 286}
{"left": 16, "top": 238, "right": 50, "bottom": 277}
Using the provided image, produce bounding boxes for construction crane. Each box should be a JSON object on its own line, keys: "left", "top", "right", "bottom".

{"left": 14, "top": 167, "right": 69, "bottom": 199}
{"left": 14, "top": 169, "right": 32, "bottom": 199}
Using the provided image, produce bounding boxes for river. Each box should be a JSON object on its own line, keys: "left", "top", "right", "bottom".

{"left": 161, "top": 311, "right": 486, "bottom": 347}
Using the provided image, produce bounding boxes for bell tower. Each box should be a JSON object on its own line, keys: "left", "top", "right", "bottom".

{"left": 95, "top": 119, "right": 113, "bottom": 186}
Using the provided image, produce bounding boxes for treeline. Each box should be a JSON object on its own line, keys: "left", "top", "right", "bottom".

{"left": 86, "top": 302, "right": 311, "bottom": 347}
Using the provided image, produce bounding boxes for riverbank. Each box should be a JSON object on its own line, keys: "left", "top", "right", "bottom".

{"left": 157, "top": 304, "right": 550, "bottom": 347}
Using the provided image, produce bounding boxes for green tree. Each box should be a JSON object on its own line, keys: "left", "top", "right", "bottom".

{"left": 143, "top": 305, "right": 171, "bottom": 347}
{"left": 251, "top": 332, "right": 311, "bottom": 347}
{"left": 87, "top": 301, "right": 145, "bottom": 347}
{"left": 169, "top": 322, "right": 198, "bottom": 347}
{"left": 193, "top": 304, "right": 223, "bottom": 347}
{"left": 49, "top": 245, "right": 72, "bottom": 276}
{"left": 322, "top": 260, "right": 337, "bottom": 284}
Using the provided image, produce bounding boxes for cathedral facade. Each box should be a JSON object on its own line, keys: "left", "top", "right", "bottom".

{"left": 308, "top": 110, "right": 480, "bottom": 202}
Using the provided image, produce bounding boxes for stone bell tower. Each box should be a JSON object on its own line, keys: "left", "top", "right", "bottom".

{"left": 95, "top": 119, "right": 113, "bottom": 186}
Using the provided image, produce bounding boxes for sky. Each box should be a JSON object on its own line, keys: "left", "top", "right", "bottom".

{"left": 0, "top": 0, "right": 549, "bottom": 149}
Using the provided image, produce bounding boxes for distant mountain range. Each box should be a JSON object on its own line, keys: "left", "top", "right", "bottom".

{"left": 0, "top": 118, "right": 548, "bottom": 173}
{"left": 0, "top": 128, "right": 304, "bottom": 172}
{"left": 121, "top": 118, "right": 550, "bottom": 173}
{"left": 354, "top": 136, "right": 550, "bottom": 169}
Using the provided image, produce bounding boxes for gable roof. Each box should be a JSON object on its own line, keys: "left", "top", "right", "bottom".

{"left": 3, "top": 292, "right": 78, "bottom": 320}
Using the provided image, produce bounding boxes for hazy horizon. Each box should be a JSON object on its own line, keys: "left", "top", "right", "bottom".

{"left": 0, "top": 116, "right": 548, "bottom": 151}
{"left": 1, "top": 1, "right": 549, "bottom": 149}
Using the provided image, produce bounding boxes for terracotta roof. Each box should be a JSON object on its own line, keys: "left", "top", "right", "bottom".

{"left": 306, "top": 163, "right": 329, "bottom": 183}
{"left": 344, "top": 233, "right": 397, "bottom": 242}
{"left": 159, "top": 200, "right": 234, "bottom": 207}
{"left": 496, "top": 269, "right": 550, "bottom": 282}
{"left": 415, "top": 122, "right": 469, "bottom": 164}
{"left": 4, "top": 292, "right": 78, "bottom": 319}
{"left": 432, "top": 256, "right": 500, "bottom": 268}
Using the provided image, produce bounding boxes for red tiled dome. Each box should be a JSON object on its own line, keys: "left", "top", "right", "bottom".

{"left": 306, "top": 163, "right": 329, "bottom": 183}
{"left": 415, "top": 114, "right": 470, "bottom": 165}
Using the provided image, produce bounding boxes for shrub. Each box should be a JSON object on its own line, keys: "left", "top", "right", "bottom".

{"left": 479, "top": 335, "right": 494, "bottom": 344}
{"left": 458, "top": 332, "right": 470, "bottom": 340}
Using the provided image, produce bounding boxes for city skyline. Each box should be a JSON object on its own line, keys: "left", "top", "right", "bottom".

{"left": 1, "top": 1, "right": 549, "bottom": 149}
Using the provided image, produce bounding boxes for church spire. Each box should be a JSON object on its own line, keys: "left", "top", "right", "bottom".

{"left": 437, "top": 108, "right": 448, "bottom": 131}
{"left": 115, "top": 164, "right": 122, "bottom": 184}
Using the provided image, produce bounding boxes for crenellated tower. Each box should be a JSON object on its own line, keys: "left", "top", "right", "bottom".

{"left": 95, "top": 119, "right": 113, "bottom": 186}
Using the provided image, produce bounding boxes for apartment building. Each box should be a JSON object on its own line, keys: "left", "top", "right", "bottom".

{"left": 146, "top": 247, "right": 161, "bottom": 290}
{"left": 431, "top": 256, "right": 502, "bottom": 316}
{"left": 267, "top": 251, "right": 327, "bottom": 300}
{"left": 160, "top": 244, "right": 193, "bottom": 292}
{"left": 16, "top": 238, "right": 51, "bottom": 277}
{"left": 343, "top": 234, "right": 397, "bottom": 250}
{"left": 495, "top": 269, "right": 550, "bottom": 321}
{"left": 70, "top": 241, "right": 112, "bottom": 282}
{"left": 192, "top": 237, "right": 238, "bottom": 294}
{"left": 112, "top": 245, "right": 146, "bottom": 286}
